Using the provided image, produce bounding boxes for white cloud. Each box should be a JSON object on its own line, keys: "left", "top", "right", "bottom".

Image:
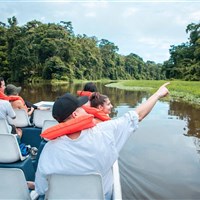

{"left": 190, "top": 11, "right": 200, "bottom": 21}
{"left": 85, "top": 12, "right": 96, "bottom": 17}
{"left": 122, "top": 7, "right": 138, "bottom": 18}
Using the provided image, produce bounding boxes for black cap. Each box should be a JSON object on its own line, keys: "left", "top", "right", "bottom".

{"left": 52, "top": 93, "right": 88, "bottom": 122}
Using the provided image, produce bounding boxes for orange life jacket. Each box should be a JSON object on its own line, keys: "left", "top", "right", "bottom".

{"left": 40, "top": 114, "right": 96, "bottom": 140}
{"left": 77, "top": 90, "right": 93, "bottom": 97}
{"left": 0, "top": 91, "right": 21, "bottom": 101}
{"left": 82, "top": 105, "right": 111, "bottom": 121}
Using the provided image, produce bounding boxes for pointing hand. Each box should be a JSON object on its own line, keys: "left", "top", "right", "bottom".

{"left": 156, "top": 82, "right": 170, "bottom": 98}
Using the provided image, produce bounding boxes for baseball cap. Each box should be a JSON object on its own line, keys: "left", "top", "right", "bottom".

{"left": 52, "top": 93, "right": 88, "bottom": 122}
{"left": 5, "top": 84, "right": 22, "bottom": 95}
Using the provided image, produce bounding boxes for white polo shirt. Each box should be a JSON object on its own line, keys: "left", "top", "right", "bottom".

{"left": 35, "top": 111, "right": 139, "bottom": 200}
{"left": 0, "top": 99, "right": 16, "bottom": 132}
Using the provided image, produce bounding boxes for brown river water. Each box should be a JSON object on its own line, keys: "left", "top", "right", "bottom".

{"left": 20, "top": 82, "right": 200, "bottom": 200}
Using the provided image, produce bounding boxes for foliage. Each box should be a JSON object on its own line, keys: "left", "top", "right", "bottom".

{"left": 0, "top": 17, "right": 165, "bottom": 82}
{"left": 163, "top": 22, "right": 200, "bottom": 81}
{"left": 1, "top": 17, "right": 199, "bottom": 82}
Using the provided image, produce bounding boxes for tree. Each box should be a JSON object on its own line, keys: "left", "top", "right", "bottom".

{"left": 99, "top": 39, "right": 119, "bottom": 79}
{"left": 0, "top": 24, "right": 9, "bottom": 79}
{"left": 0, "top": 16, "right": 168, "bottom": 82}
{"left": 162, "top": 22, "right": 200, "bottom": 80}
{"left": 42, "top": 56, "right": 71, "bottom": 80}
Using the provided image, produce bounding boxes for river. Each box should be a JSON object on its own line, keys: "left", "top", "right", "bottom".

{"left": 20, "top": 82, "right": 200, "bottom": 200}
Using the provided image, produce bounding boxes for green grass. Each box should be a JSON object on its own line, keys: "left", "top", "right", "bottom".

{"left": 106, "top": 80, "right": 200, "bottom": 107}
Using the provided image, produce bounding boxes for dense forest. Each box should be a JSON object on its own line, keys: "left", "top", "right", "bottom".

{"left": 0, "top": 17, "right": 199, "bottom": 82}
{"left": 163, "top": 23, "right": 200, "bottom": 81}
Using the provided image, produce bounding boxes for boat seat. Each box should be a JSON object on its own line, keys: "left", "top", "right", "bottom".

{"left": 0, "top": 119, "right": 11, "bottom": 134}
{"left": 33, "top": 110, "right": 54, "bottom": 128}
{"left": 41, "top": 119, "right": 58, "bottom": 133}
{"left": 7, "top": 109, "right": 32, "bottom": 127}
{"left": 33, "top": 120, "right": 58, "bottom": 171}
{"left": 0, "top": 133, "right": 28, "bottom": 163}
{"left": 45, "top": 173, "right": 104, "bottom": 200}
{"left": 0, "top": 168, "right": 31, "bottom": 199}
{"left": 0, "top": 134, "right": 35, "bottom": 181}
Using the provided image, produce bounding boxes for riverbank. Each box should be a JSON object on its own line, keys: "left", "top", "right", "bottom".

{"left": 105, "top": 80, "right": 200, "bottom": 108}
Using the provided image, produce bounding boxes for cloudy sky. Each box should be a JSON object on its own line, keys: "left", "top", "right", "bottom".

{"left": 1, "top": 0, "right": 200, "bottom": 63}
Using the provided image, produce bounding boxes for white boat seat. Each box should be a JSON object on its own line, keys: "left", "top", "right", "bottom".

{"left": 0, "top": 133, "right": 28, "bottom": 163}
{"left": 33, "top": 110, "right": 54, "bottom": 128}
{"left": 0, "top": 134, "right": 35, "bottom": 181}
{"left": 45, "top": 173, "right": 104, "bottom": 200}
{"left": 7, "top": 109, "right": 32, "bottom": 127}
{"left": 0, "top": 168, "right": 31, "bottom": 199}
{"left": 42, "top": 119, "right": 58, "bottom": 133}
{"left": 32, "top": 120, "right": 58, "bottom": 170}
{"left": 0, "top": 119, "right": 11, "bottom": 134}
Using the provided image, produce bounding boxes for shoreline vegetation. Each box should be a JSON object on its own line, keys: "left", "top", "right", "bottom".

{"left": 105, "top": 80, "right": 200, "bottom": 108}
{"left": 1, "top": 18, "right": 199, "bottom": 83}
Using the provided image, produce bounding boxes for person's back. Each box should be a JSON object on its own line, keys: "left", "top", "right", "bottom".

{"left": 36, "top": 110, "right": 138, "bottom": 199}
{"left": 5, "top": 84, "right": 34, "bottom": 116}
{"left": 0, "top": 99, "right": 22, "bottom": 138}
{"left": 0, "top": 99, "right": 16, "bottom": 120}
{"left": 5, "top": 84, "right": 49, "bottom": 115}
{"left": 35, "top": 83, "right": 170, "bottom": 199}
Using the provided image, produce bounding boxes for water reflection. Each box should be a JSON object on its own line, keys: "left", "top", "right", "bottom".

{"left": 20, "top": 82, "right": 200, "bottom": 199}
{"left": 169, "top": 101, "right": 200, "bottom": 138}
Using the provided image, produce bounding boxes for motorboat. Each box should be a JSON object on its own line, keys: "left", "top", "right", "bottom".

{"left": 0, "top": 101, "right": 122, "bottom": 200}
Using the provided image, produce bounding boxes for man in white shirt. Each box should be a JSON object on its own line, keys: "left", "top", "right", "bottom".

{"left": 35, "top": 82, "right": 170, "bottom": 200}
{"left": 0, "top": 99, "right": 22, "bottom": 137}
{"left": 0, "top": 77, "right": 16, "bottom": 122}
{"left": 0, "top": 77, "right": 22, "bottom": 137}
{"left": 0, "top": 99, "right": 16, "bottom": 121}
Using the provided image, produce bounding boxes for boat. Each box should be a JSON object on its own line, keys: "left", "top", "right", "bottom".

{"left": 0, "top": 101, "right": 122, "bottom": 200}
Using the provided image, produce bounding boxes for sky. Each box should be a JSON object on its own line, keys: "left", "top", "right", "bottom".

{"left": 1, "top": 0, "right": 200, "bottom": 63}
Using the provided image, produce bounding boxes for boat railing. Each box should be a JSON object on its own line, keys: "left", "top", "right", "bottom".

{"left": 112, "top": 160, "right": 122, "bottom": 200}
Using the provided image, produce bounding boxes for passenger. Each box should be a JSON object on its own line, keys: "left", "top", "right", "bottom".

{"left": 35, "top": 82, "right": 170, "bottom": 199}
{"left": 5, "top": 84, "right": 50, "bottom": 121}
{"left": 77, "top": 82, "right": 98, "bottom": 97}
{"left": 0, "top": 79, "right": 36, "bottom": 156}
{"left": 82, "top": 92, "right": 113, "bottom": 123}
{"left": 0, "top": 78, "right": 22, "bottom": 137}
{"left": 5, "top": 84, "right": 34, "bottom": 117}
{"left": 90, "top": 92, "right": 113, "bottom": 115}
{"left": 0, "top": 98, "right": 22, "bottom": 139}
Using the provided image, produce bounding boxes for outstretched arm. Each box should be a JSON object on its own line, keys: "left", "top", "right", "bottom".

{"left": 135, "top": 82, "right": 170, "bottom": 121}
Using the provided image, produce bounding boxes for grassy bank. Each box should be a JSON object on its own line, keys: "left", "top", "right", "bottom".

{"left": 106, "top": 80, "right": 200, "bottom": 108}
